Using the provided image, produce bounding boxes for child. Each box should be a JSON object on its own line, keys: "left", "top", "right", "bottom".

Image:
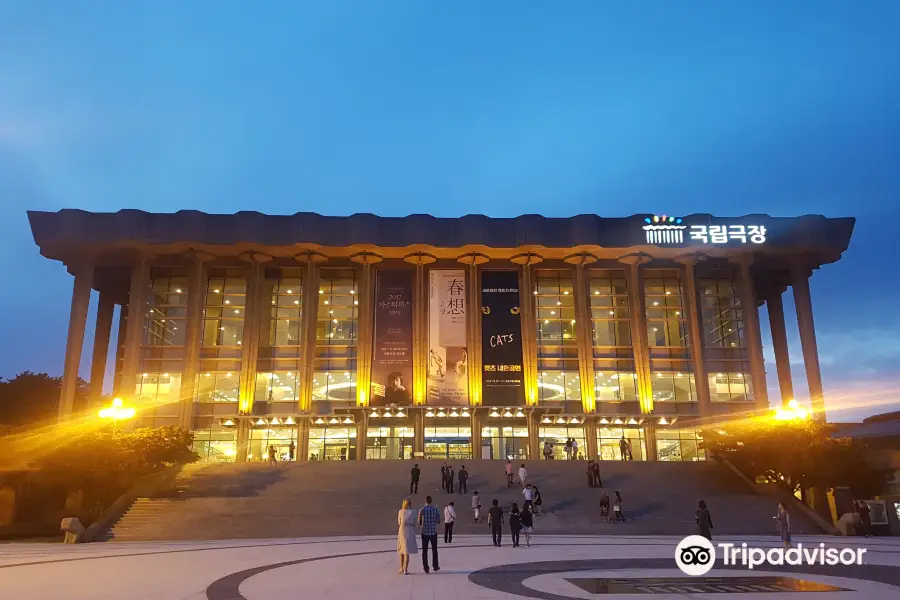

{"left": 472, "top": 490, "right": 481, "bottom": 523}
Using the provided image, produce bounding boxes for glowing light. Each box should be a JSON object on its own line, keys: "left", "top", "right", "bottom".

{"left": 774, "top": 399, "right": 810, "bottom": 421}
{"left": 98, "top": 398, "right": 136, "bottom": 422}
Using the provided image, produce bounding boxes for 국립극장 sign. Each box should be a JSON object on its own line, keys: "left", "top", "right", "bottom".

{"left": 642, "top": 215, "right": 766, "bottom": 245}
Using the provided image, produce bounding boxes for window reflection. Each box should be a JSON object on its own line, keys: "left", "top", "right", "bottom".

{"left": 535, "top": 270, "right": 580, "bottom": 410}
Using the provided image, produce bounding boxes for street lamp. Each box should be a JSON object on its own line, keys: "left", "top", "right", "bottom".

{"left": 774, "top": 399, "right": 810, "bottom": 421}
{"left": 98, "top": 397, "right": 136, "bottom": 430}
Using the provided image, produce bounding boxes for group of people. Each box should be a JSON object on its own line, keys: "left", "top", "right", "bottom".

{"left": 397, "top": 494, "right": 538, "bottom": 575}
{"left": 541, "top": 439, "right": 583, "bottom": 460}
{"left": 584, "top": 458, "right": 624, "bottom": 523}
{"left": 439, "top": 463, "right": 469, "bottom": 494}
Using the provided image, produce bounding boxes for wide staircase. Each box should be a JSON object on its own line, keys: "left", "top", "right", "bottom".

{"left": 102, "top": 460, "right": 819, "bottom": 541}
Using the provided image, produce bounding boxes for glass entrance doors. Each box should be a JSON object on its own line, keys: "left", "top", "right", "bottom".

{"left": 538, "top": 425, "right": 586, "bottom": 460}
{"left": 308, "top": 426, "right": 357, "bottom": 460}
{"left": 424, "top": 421, "right": 471, "bottom": 460}
{"left": 481, "top": 425, "right": 528, "bottom": 460}
{"left": 366, "top": 425, "right": 414, "bottom": 459}
{"left": 249, "top": 426, "right": 299, "bottom": 462}
{"left": 597, "top": 427, "right": 646, "bottom": 461}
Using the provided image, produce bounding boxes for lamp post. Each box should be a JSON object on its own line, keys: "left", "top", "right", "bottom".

{"left": 98, "top": 397, "right": 136, "bottom": 431}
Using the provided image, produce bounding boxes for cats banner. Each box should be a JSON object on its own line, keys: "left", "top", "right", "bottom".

{"left": 480, "top": 270, "right": 525, "bottom": 406}
{"left": 427, "top": 269, "right": 468, "bottom": 405}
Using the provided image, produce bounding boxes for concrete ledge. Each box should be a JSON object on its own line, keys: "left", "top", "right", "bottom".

{"left": 719, "top": 457, "right": 839, "bottom": 535}
{"left": 82, "top": 465, "right": 183, "bottom": 543}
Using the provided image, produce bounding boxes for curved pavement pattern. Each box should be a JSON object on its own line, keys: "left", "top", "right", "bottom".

{"left": 1, "top": 535, "right": 899, "bottom": 600}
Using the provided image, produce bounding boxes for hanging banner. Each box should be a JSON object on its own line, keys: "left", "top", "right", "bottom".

{"left": 427, "top": 269, "right": 468, "bottom": 405}
{"left": 480, "top": 270, "right": 525, "bottom": 406}
{"left": 371, "top": 270, "right": 413, "bottom": 407}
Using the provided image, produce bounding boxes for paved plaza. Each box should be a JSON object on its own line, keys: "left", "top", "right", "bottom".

{"left": 1, "top": 534, "right": 899, "bottom": 599}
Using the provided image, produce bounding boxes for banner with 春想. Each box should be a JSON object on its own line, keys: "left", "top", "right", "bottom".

{"left": 480, "top": 270, "right": 525, "bottom": 406}
{"left": 371, "top": 270, "right": 413, "bottom": 407}
{"left": 427, "top": 269, "right": 468, "bottom": 405}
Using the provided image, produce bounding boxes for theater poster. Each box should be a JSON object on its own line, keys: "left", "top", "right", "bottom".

{"left": 371, "top": 270, "right": 413, "bottom": 407}
{"left": 427, "top": 269, "right": 468, "bottom": 405}
{"left": 480, "top": 270, "right": 525, "bottom": 406}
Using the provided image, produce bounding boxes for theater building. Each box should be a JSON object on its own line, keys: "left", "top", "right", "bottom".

{"left": 28, "top": 211, "right": 854, "bottom": 463}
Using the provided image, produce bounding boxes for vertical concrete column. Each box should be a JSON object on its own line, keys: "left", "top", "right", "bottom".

{"left": 643, "top": 422, "right": 658, "bottom": 461}
{"left": 237, "top": 256, "right": 270, "bottom": 416}
{"left": 470, "top": 410, "right": 482, "bottom": 460}
{"left": 526, "top": 409, "right": 540, "bottom": 460}
{"left": 619, "top": 255, "right": 653, "bottom": 414}
{"left": 584, "top": 419, "right": 598, "bottom": 460}
{"left": 791, "top": 267, "right": 826, "bottom": 421}
{"left": 297, "top": 418, "right": 310, "bottom": 462}
{"left": 458, "top": 255, "right": 487, "bottom": 407}
{"left": 674, "top": 255, "right": 711, "bottom": 416}
{"left": 517, "top": 259, "right": 540, "bottom": 406}
{"left": 414, "top": 408, "right": 425, "bottom": 457}
{"left": 352, "top": 255, "right": 381, "bottom": 407}
{"left": 296, "top": 254, "right": 323, "bottom": 413}
{"left": 408, "top": 260, "right": 429, "bottom": 405}
{"left": 88, "top": 290, "right": 115, "bottom": 404}
{"left": 119, "top": 260, "right": 151, "bottom": 407}
{"left": 59, "top": 262, "right": 94, "bottom": 421}
{"left": 356, "top": 411, "right": 368, "bottom": 461}
{"left": 112, "top": 306, "right": 127, "bottom": 394}
{"left": 235, "top": 420, "right": 250, "bottom": 463}
{"left": 179, "top": 255, "right": 211, "bottom": 429}
{"left": 572, "top": 261, "right": 597, "bottom": 414}
{"left": 734, "top": 256, "right": 770, "bottom": 410}
{"left": 766, "top": 290, "right": 795, "bottom": 407}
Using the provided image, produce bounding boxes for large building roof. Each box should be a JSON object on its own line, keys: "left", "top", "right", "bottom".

{"left": 28, "top": 209, "right": 855, "bottom": 266}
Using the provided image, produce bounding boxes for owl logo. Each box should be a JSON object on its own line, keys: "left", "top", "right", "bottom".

{"left": 510, "top": 306, "right": 520, "bottom": 315}
{"left": 482, "top": 306, "right": 491, "bottom": 315}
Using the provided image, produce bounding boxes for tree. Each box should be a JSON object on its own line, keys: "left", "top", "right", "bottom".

{"left": 0, "top": 372, "right": 89, "bottom": 427}
{"left": 702, "top": 419, "right": 890, "bottom": 499}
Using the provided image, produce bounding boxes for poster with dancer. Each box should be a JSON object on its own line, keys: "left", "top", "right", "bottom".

{"left": 371, "top": 270, "right": 413, "bottom": 406}
{"left": 427, "top": 269, "right": 468, "bottom": 405}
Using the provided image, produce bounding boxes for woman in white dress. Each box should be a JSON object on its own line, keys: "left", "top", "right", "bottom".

{"left": 397, "top": 498, "right": 418, "bottom": 574}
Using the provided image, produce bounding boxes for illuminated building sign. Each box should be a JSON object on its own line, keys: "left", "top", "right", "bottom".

{"left": 643, "top": 215, "right": 766, "bottom": 246}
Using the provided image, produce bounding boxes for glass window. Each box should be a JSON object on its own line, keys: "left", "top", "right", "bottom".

{"left": 196, "top": 371, "right": 240, "bottom": 403}
{"left": 709, "top": 372, "right": 753, "bottom": 402}
{"left": 191, "top": 429, "right": 237, "bottom": 463}
{"left": 651, "top": 371, "right": 697, "bottom": 403}
{"left": 314, "top": 271, "right": 358, "bottom": 407}
{"left": 589, "top": 271, "right": 632, "bottom": 351}
{"left": 202, "top": 270, "right": 246, "bottom": 347}
{"left": 135, "top": 372, "right": 183, "bottom": 408}
{"left": 700, "top": 278, "right": 744, "bottom": 349}
{"left": 644, "top": 270, "right": 689, "bottom": 348}
{"left": 144, "top": 268, "right": 188, "bottom": 347}
{"left": 656, "top": 429, "right": 706, "bottom": 461}
{"left": 425, "top": 424, "right": 472, "bottom": 460}
{"left": 366, "top": 425, "right": 414, "bottom": 460}
{"left": 255, "top": 372, "right": 300, "bottom": 403}
{"left": 535, "top": 270, "right": 580, "bottom": 410}
{"left": 597, "top": 427, "right": 646, "bottom": 461}
{"left": 594, "top": 371, "right": 638, "bottom": 402}
{"left": 481, "top": 426, "right": 529, "bottom": 460}
{"left": 260, "top": 270, "right": 304, "bottom": 349}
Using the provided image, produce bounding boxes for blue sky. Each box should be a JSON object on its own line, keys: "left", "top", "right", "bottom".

{"left": 1, "top": 1, "right": 898, "bottom": 421}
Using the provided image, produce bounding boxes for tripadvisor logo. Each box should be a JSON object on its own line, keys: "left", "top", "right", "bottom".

{"left": 675, "top": 536, "right": 867, "bottom": 576}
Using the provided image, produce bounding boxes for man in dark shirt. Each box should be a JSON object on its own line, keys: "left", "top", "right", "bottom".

{"left": 410, "top": 463, "right": 420, "bottom": 494}
{"left": 447, "top": 465, "right": 455, "bottom": 494}
{"left": 458, "top": 465, "right": 469, "bottom": 494}
{"left": 488, "top": 499, "right": 504, "bottom": 547}
{"left": 418, "top": 496, "right": 441, "bottom": 573}
{"left": 440, "top": 463, "right": 448, "bottom": 493}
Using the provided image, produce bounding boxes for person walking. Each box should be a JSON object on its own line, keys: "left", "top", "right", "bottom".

{"left": 397, "top": 498, "right": 418, "bottom": 575}
{"left": 587, "top": 461, "right": 596, "bottom": 488}
{"left": 472, "top": 490, "right": 481, "bottom": 523}
{"left": 268, "top": 445, "right": 278, "bottom": 470}
{"left": 410, "top": 463, "right": 420, "bottom": 495}
{"left": 613, "top": 491, "right": 624, "bottom": 522}
{"left": 458, "top": 465, "right": 469, "bottom": 494}
{"left": 509, "top": 503, "right": 522, "bottom": 547}
{"left": 776, "top": 501, "right": 792, "bottom": 549}
{"left": 444, "top": 501, "right": 456, "bottom": 543}
{"left": 858, "top": 501, "right": 871, "bottom": 537}
{"left": 592, "top": 461, "right": 602, "bottom": 487}
{"left": 565, "top": 438, "right": 573, "bottom": 460}
{"left": 532, "top": 485, "right": 544, "bottom": 517}
{"left": 447, "top": 465, "right": 456, "bottom": 495}
{"left": 619, "top": 436, "right": 628, "bottom": 461}
{"left": 599, "top": 491, "right": 610, "bottom": 523}
{"left": 626, "top": 438, "right": 634, "bottom": 460}
{"left": 418, "top": 496, "right": 441, "bottom": 573}
{"left": 288, "top": 441, "right": 295, "bottom": 462}
{"left": 521, "top": 503, "right": 534, "bottom": 546}
{"left": 505, "top": 460, "right": 513, "bottom": 487}
{"left": 523, "top": 484, "right": 534, "bottom": 513}
{"left": 488, "top": 499, "right": 504, "bottom": 547}
{"left": 440, "top": 463, "right": 448, "bottom": 493}
{"left": 572, "top": 438, "right": 579, "bottom": 460}
{"left": 696, "top": 500, "right": 713, "bottom": 540}
{"left": 518, "top": 463, "right": 528, "bottom": 488}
